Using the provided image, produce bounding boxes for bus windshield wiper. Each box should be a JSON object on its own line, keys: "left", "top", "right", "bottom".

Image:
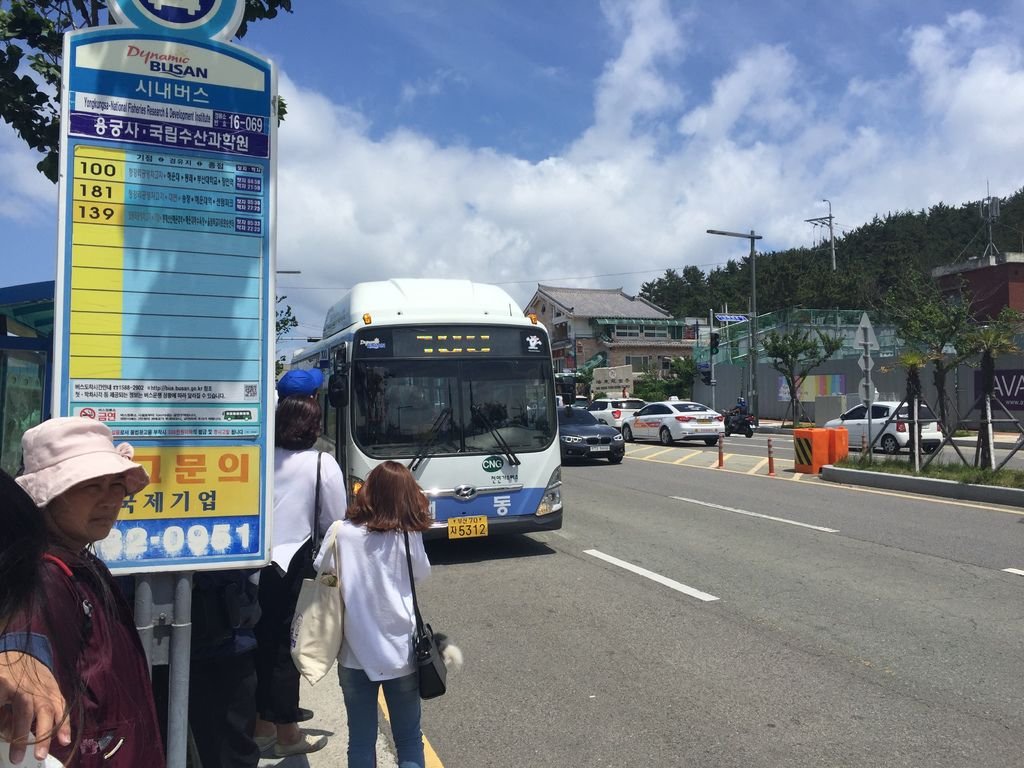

{"left": 408, "top": 406, "right": 453, "bottom": 472}
{"left": 471, "top": 404, "right": 521, "bottom": 467}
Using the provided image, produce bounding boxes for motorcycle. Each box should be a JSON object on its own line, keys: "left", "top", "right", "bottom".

{"left": 723, "top": 410, "right": 756, "bottom": 438}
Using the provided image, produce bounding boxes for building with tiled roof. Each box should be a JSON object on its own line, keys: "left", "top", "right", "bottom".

{"left": 524, "top": 285, "right": 697, "bottom": 376}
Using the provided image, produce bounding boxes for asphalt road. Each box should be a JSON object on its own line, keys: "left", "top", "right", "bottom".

{"left": 286, "top": 444, "right": 1024, "bottom": 767}
{"left": 414, "top": 449, "right": 1024, "bottom": 767}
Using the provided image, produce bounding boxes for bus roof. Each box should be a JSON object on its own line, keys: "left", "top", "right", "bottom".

{"left": 322, "top": 279, "right": 526, "bottom": 337}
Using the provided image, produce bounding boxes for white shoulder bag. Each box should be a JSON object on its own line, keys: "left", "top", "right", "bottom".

{"left": 289, "top": 519, "right": 344, "bottom": 684}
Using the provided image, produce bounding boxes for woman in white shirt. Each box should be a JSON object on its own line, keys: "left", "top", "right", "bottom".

{"left": 254, "top": 372, "right": 347, "bottom": 757}
{"left": 337, "top": 461, "right": 432, "bottom": 768}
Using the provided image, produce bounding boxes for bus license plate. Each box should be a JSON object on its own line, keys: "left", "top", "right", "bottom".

{"left": 448, "top": 516, "right": 488, "bottom": 539}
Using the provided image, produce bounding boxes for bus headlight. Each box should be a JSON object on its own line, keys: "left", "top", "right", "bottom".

{"left": 535, "top": 467, "right": 562, "bottom": 517}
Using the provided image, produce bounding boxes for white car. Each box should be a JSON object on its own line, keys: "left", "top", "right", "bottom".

{"left": 587, "top": 398, "right": 647, "bottom": 430}
{"left": 622, "top": 400, "right": 724, "bottom": 446}
{"left": 824, "top": 401, "right": 942, "bottom": 454}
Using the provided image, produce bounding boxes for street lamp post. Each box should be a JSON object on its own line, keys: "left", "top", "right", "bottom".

{"left": 707, "top": 228, "right": 763, "bottom": 422}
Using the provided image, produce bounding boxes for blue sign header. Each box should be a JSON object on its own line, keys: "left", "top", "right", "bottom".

{"left": 108, "top": 0, "right": 245, "bottom": 42}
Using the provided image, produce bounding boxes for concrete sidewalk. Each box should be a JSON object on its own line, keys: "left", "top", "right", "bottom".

{"left": 258, "top": 663, "right": 399, "bottom": 768}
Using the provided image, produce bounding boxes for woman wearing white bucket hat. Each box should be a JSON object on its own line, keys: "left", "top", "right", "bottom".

{"left": 0, "top": 417, "right": 165, "bottom": 767}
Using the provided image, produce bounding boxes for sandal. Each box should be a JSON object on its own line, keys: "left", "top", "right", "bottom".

{"left": 273, "top": 733, "right": 327, "bottom": 757}
{"left": 254, "top": 734, "right": 277, "bottom": 752}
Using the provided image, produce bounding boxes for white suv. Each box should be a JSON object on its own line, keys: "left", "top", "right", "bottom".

{"left": 587, "top": 398, "right": 647, "bottom": 430}
{"left": 824, "top": 401, "right": 943, "bottom": 454}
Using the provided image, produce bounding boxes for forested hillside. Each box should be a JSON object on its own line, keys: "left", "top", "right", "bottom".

{"left": 640, "top": 188, "right": 1024, "bottom": 319}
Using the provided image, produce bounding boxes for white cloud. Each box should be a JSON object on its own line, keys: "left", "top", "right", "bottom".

{"left": 0, "top": 127, "right": 58, "bottom": 223}
{"left": 678, "top": 45, "right": 804, "bottom": 141}
{"left": 5, "top": 1, "right": 1024, "bottom": 353}
{"left": 272, "top": 2, "right": 1024, "bottom": 350}
{"left": 399, "top": 69, "right": 464, "bottom": 106}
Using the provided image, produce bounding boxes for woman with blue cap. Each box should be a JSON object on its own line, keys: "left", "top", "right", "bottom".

{"left": 254, "top": 370, "right": 347, "bottom": 757}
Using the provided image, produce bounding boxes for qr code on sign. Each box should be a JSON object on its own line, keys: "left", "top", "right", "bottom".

{"left": 244, "top": 384, "right": 258, "bottom": 399}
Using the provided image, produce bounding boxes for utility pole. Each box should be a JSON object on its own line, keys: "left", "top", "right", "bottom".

{"left": 805, "top": 200, "right": 836, "bottom": 271}
{"left": 707, "top": 228, "right": 762, "bottom": 423}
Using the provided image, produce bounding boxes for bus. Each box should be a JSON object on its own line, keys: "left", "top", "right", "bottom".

{"left": 290, "top": 279, "right": 563, "bottom": 540}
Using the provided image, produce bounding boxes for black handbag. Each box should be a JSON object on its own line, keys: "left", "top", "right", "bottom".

{"left": 403, "top": 531, "right": 447, "bottom": 699}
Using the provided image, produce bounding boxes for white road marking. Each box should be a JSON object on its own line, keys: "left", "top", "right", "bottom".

{"left": 747, "top": 458, "right": 768, "bottom": 475}
{"left": 642, "top": 447, "right": 675, "bottom": 460}
{"left": 670, "top": 496, "right": 839, "bottom": 533}
{"left": 1002, "top": 568, "right": 1024, "bottom": 577}
{"left": 673, "top": 451, "right": 703, "bottom": 464}
{"left": 584, "top": 548, "right": 720, "bottom": 602}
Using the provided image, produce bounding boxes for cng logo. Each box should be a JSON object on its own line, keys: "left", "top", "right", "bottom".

{"left": 482, "top": 455, "right": 504, "bottom": 473}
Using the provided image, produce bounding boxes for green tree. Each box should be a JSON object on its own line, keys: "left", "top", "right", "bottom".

{"left": 574, "top": 367, "right": 593, "bottom": 399}
{"left": 761, "top": 329, "right": 843, "bottom": 427}
{"left": 639, "top": 266, "right": 708, "bottom": 317}
{"left": 275, "top": 294, "right": 298, "bottom": 375}
{"left": 895, "top": 349, "right": 929, "bottom": 467}
{"left": 968, "top": 308, "right": 1022, "bottom": 469}
{"left": 668, "top": 356, "right": 696, "bottom": 400}
{"left": 0, "top": 0, "right": 293, "bottom": 180}
{"left": 879, "top": 272, "right": 977, "bottom": 434}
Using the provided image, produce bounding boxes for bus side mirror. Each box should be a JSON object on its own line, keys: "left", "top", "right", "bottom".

{"left": 328, "top": 373, "right": 347, "bottom": 408}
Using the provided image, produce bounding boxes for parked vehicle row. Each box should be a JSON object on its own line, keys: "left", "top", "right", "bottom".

{"left": 557, "top": 406, "right": 625, "bottom": 463}
{"left": 824, "top": 401, "right": 942, "bottom": 454}
{"left": 560, "top": 395, "right": 942, "bottom": 463}
{"left": 587, "top": 398, "right": 648, "bottom": 429}
{"left": 622, "top": 400, "right": 724, "bottom": 446}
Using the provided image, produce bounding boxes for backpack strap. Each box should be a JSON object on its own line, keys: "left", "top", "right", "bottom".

{"left": 42, "top": 552, "right": 94, "bottom": 641}
{"left": 43, "top": 552, "right": 73, "bottom": 578}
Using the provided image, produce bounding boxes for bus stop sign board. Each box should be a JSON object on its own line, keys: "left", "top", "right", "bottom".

{"left": 54, "top": 0, "right": 275, "bottom": 573}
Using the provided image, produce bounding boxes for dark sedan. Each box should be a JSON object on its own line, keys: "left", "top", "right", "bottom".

{"left": 557, "top": 406, "right": 625, "bottom": 464}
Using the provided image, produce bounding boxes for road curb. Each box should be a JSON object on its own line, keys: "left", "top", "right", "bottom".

{"left": 820, "top": 465, "right": 1024, "bottom": 508}
{"left": 757, "top": 427, "right": 1018, "bottom": 450}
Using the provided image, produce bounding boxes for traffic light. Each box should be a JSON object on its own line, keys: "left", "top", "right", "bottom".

{"left": 710, "top": 332, "right": 720, "bottom": 355}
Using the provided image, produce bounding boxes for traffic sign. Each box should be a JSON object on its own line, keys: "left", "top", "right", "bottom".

{"left": 858, "top": 354, "right": 874, "bottom": 372}
{"left": 715, "top": 313, "right": 747, "bottom": 323}
{"left": 857, "top": 312, "right": 880, "bottom": 350}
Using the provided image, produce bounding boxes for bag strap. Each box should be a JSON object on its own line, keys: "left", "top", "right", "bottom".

{"left": 403, "top": 531, "right": 426, "bottom": 636}
{"left": 310, "top": 452, "right": 324, "bottom": 565}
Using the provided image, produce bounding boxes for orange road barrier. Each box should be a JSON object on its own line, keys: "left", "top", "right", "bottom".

{"left": 826, "top": 427, "right": 849, "bottom": 464}
{"left": 717, "top": 433, "right": 724, "bottom": 468}
{"left": 767, "top": 437, "right": 776, "bottom": 476}
{"left": 793, "top": 428, "right": 830, "bottom": 474}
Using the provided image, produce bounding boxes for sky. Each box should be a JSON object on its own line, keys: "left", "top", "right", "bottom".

{"left": 4, "top": 0, "right": 1024, "bottom": 355}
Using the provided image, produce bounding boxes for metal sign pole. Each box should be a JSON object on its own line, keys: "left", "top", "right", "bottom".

{"left": 864, "top": 327, "right": 874, "bottom": 463}
{"left": 167, "top": 573, "right": 193, "bottom": 768}
{"left": 708, "top": 308, "right": 716, "bottom": 411}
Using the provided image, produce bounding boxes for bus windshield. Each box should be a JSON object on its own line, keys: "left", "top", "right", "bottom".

{"left": 352, "top": 358, "right": 556, "bottom": 458}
